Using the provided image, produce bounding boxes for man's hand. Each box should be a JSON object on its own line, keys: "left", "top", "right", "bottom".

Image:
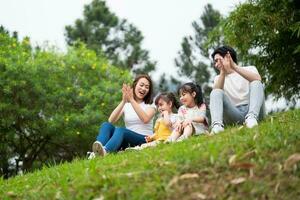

{"left": 225, "top": 52, "right": 238, "bottom": 71}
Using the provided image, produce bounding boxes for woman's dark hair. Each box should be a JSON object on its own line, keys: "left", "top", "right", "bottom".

{"left": 211, "top": 45, "right": 238, "bottom": 64}
{"left": 155, "top": 92, "right": 180, "bottom": 110}
{"left": 178, "top": 82, "right": 203, "bottom": 106}
{"left": 132, "top": 74, "right": 153, "bottom": 104}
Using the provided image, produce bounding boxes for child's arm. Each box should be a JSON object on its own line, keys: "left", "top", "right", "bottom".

{"left": 161, "top": 111, "right": 172, "bottom": 127}
{"left": 182, "top": 104, "right": 207, "bottom": 127}
{"left": 191, "top": 104, "right": 208, "bottom": 123}
{"left": 145, "top": 135, "right": 154, "bottom": 142}
{"left": 145, "top": 119, "right": 160, "bottom": 142}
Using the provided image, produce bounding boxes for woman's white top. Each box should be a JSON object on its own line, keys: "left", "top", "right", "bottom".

{"left": 123, "top": 102, "right": 156, "bottom": 135}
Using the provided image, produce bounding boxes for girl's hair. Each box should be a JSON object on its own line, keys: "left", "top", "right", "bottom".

{"left": 178, "top": 82, "right": 204, "bottom": 106}
{"left": 155, "top": 92, "right": 180, "bottom": 110}
{"left": 132, "top": 74, "right": 153, "bottom": 104}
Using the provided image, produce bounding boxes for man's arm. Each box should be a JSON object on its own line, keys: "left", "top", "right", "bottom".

{"left": 233, "top": 66, "right": 261, "bottom": 82}
{"left": 213, "top": 71, "right": 225, "bottom": 89}
{"left": 227, "top": 52, "right": 261, "bottom": 82}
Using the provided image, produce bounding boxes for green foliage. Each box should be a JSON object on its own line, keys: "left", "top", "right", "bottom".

{"left": 207, "top": 0, "right": 300, "bottom": 102}
{"left": 1, "top": 110, "right": 299, "bottom": 199}
{"left": 65, "top": 0, "right": 156, "bottom": 74}
{"left": 0, "top": 31, "right": 131, "bottom": 178}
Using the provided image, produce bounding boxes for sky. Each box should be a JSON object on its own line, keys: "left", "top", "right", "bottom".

{"left": 0, "top": 0, "right": 244, "bottom": 78}
{"left": 0, "top": 0, "right": 297, "bottom": 111}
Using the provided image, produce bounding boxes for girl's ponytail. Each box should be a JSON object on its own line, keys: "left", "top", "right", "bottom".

{"left": 195, "top": 84, "right": 204, "bottom": 106}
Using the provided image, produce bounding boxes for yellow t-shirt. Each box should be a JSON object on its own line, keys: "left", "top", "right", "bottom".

{"left": 152, "top": 113, "right": 177, "bottom": 141}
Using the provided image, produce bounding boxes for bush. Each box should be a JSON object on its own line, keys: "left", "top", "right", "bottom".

{"left": 0, "top": 32, "right": 131, "bottom": 178}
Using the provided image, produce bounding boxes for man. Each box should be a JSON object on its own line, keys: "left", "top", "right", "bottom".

{"left": 210, "top": 46, "right": 265, "bottom": 134}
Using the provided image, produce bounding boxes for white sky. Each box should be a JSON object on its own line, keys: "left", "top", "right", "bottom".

{"left": 1, "top": 0, "right": 297, "bottom": 111}
{"left": 0, "top": 0, "right": 243, "bottom": 78}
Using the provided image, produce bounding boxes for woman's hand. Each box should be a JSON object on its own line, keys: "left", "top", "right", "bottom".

{"left": 122, "top": 84, "right": 129, "bottom": 102}
{"left": 122, "top": 84, "right": 134, "bottom": 102}
{"left": 126, "top": 86, "right": 134, "bottom": 102}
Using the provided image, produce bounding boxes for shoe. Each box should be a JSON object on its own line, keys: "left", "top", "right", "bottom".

{"left": 211, "top": 123, "right": 224, "bottom": 134}
{"left": 92, "top": 141, "right": 106, "bottom": 157}
{"left": 87, "top": 152, "right": 96, "bottom": 160}
{"left": 245, "top": 114, "right": 258, "bottom": 128}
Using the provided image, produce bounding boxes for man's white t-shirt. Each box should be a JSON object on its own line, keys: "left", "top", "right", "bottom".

{"left": 123, "top": 102, "right": 156, "bottom": 135}
{"left": 214, "top": 66, "right": 259, "bottom": 106}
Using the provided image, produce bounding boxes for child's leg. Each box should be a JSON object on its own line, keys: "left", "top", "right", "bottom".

{"left": 177, "top": 125, "right": 194, "bottom": 141}
{"left": 140, "top": 140, "right": 160, "bottom": 149}
{"left": 166, "top": 130, "right": 181, "bottom": 142}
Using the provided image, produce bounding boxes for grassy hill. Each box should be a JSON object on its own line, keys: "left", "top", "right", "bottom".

{"left": 1, "top": 110, "right": 300, "bottom": 200}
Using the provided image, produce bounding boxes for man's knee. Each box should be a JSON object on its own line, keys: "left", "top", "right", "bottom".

{"left": 250, "top": 80, "right": 264, "bottom": 88}
{"left": 210, "top": 88, "right": 224, "bottom": 99}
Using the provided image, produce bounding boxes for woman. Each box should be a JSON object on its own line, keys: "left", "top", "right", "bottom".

{"left": 89, "top": 74, "right": 156, "bottom": 158}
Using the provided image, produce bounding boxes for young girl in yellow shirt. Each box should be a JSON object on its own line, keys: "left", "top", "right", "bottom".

{"left": 130, "top": 92, "right": 179, "bottom": 150}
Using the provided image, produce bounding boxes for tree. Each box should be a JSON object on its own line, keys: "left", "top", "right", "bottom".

{"left": 208, "top": 0, "right": 300, "bottom": 102}
{"left": 174, "top": 4, "right": 222, "bottom": 96}
{"left": 0, "top": 30, "right": 131, "bottom": 178}
{"left": 65, "top": 0, "right": 156, "bottom": 74}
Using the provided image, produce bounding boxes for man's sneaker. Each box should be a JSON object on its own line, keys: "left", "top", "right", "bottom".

{"left": 245, "top": 114, "right": 258, "bottom": 128}
{"left": 211, "top": 123, "right": 224, "bottom": 134}
{"left": 92, "top": 141, "right": 106, "bottom": 157}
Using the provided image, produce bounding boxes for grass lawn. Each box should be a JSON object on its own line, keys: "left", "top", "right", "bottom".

{"left": 1, "top": 109, "right": 300, "bottom": 200}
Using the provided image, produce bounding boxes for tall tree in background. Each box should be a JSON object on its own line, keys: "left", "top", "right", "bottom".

{"left": 174, "top": 4, "right": 222, "bottom": 95}
{"left": 207, "top": 0, "right": 300, "bottom": 102}
{"left": 65, "top": 0, "right": 156, "bottom": 74}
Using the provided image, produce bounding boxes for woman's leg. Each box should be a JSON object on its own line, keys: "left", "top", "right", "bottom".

{"left": 104, "top": 127, "right": 146, "bottom": 152}
{"left": 96, "top": 122, "right": 115, "bottom": 146}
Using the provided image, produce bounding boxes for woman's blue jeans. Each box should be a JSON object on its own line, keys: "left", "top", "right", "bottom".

{"left": 96, "top": 122, "right": 147, "bottom": 152}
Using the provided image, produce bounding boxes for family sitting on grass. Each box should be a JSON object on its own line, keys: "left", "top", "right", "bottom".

{"left": 88, "top": 46, "right": 266, "bottom": 159}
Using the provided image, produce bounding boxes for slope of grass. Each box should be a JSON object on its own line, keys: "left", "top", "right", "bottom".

{"left": 1, "top": 110, "right": 300, "bottom": 200}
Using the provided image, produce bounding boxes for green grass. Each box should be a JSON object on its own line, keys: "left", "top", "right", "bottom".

{"left": 1, "top": 110, "right": 300, "bottom": 200}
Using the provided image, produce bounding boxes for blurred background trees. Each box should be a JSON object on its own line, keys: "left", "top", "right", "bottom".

{"left": 65, "top": 0, "right": 156, "bottom": 75}
{"left": 206, "top": 0, "right": 300, "bottom": 103}
{"left": 0, "top": 28, "right": 130, "bottom": 178}
{"left": 174, "top": 4, "right": 222, "bottom": 98}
